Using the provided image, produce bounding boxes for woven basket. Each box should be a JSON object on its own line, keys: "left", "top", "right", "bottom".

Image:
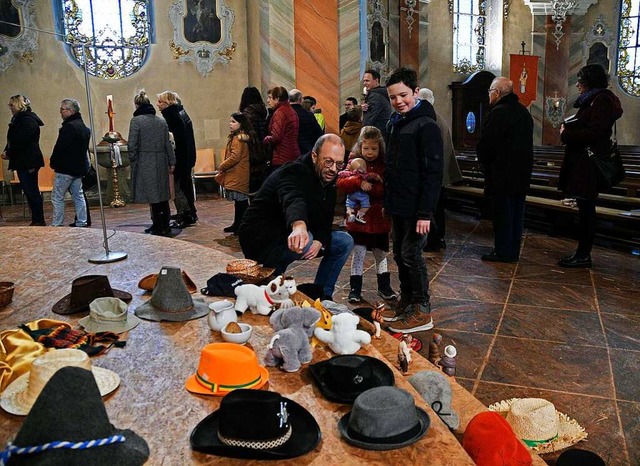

{"left": 0, "top": 282, "right": 15, "bottom": 310}
{"left": 226, "top": 259, "right": 260, "bottom": 277}
{"left": 234, "top": 267, "right": 276, "bottom": 285}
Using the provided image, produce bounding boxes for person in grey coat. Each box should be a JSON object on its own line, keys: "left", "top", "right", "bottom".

{"left": 127, "top": 90, "right": 176, "bottom": 236}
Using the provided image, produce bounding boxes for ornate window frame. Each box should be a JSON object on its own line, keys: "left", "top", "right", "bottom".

{"left": 617, "top": 0, "right": 640, "bottom": 97}
{"left": 168, "top": 0, "right": 236, "bottom": 77}
{"left": 451, "top": 0, "right": 487, "bottom": 74}
{"left": 0, "top": 0, "right": 38, "bottom": 74}
{"left": 583, "top": 14, "right": 613, "bottom": 72}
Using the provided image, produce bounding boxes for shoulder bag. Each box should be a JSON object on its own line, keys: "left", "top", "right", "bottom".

{"left": 589, "top": 122, "right": 626, "bottom": 190}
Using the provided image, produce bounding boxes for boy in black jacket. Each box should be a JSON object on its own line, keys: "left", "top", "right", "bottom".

{"left": 380, "top": 68, "right": 443, "bottom": 333}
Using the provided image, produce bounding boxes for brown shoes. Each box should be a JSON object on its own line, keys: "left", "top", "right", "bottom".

{"left": 387, "top": 303, "right": 434, "bottom": 333}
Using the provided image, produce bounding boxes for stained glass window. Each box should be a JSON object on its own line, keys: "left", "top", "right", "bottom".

{"left": 452, "top": 0, "right": 486, "bottom": 73}
{"left": 55, "top": 0, "right": 152, "bottom": 79}
{"left": 618, "top": 0, "right": 640, "bottom": 96}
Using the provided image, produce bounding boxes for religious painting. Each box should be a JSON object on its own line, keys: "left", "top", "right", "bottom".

{"left": 168, "top": 0, "right": 235, "bottom": 77}
{"left": 0, "top": 0, "right": 37, "bottom": 74}
{"left": 587, "top": 42, "right": 610, "bottom": 73}
{"left": 366, "top": 0, "right": 388, "bottom": 73}
{"left": 509, "top": 54, "right": 539, "bottom": 107}
{"left": 583, "top": 15, "right": 613, "bottom": 74}
{"left": 369, "top": 20, "right": 385, "bottom": 63}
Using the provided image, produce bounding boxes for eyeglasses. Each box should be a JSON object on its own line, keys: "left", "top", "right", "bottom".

{"left": 321, "top": 158, "right": 345, "bottom": 170}
{"left": 488, "top": 88, "right": 498, "bottom": 95}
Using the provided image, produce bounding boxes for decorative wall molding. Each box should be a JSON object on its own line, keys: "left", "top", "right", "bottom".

{"left": 582, "top": 14, "right": 613, "bottom": 70}
{"left": 545, "top": 92, "right": 566, "bottom": 128}
{"left": 0, "top": 0, "right": 38, "bottom": 74}
{"left": 168, "top": 0, "right": 236, "bottom": 77}
{"left": 366, "top": 0, "right": 389, "bottom": 74}
{"left": 523, "top": 0, "right": 597, "bottom": 16}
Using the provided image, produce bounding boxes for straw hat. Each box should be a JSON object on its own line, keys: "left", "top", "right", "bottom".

{"left": 489, "top": 398, "right": 587, "bottom": 454}
{"left": 185, "top": 343, "right": 269, "bottom": 396}
{"left": 1, "top": 349, "right": 120, "bottom": 416}
{"left": 78, "top": 297, "right": 141, "bottom": 334}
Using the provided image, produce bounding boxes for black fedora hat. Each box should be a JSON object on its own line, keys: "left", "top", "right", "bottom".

{"left": 0, "top": 366, "right": 149, "bottom": 466}
{"left": 338, "top": 386, "right": 430, "bottom": 451}
{"left": 52, "top": 275, "right": 132, "bottom": 315}
{"left": 190, "top": 389, "right": 321, "bottom": 460}
{"left": 308, "top": 355, "right": 395, "bottom": 403}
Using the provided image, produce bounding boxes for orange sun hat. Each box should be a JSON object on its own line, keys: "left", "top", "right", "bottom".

{"left": 186, "top": 343, "right": 269, "bottom": 396}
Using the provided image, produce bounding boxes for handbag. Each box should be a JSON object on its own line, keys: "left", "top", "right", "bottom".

{"left": 588, "top": 123, "right": 626, "bottom": 190}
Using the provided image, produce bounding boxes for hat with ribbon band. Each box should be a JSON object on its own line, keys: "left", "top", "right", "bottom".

{"left": 0, "top": 366, "right": 148, "bottom": 466}
{"left": 185, "top": 343, "right": 269, "bottom": 396}
{"left": 78, "top": 297, "right": 141, "bottom": 334}
{"left": 52, "top": 275, "right": 132, "bottom": 315}
{"left": 190, "top": 389, "right": 321, "bottom": 459}
{"left": 308, "top": 355, "right": 395, "bottom": 403}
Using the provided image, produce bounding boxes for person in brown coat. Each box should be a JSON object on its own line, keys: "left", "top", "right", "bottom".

{"left": 215, "top": 112, "right": 256, "bottom": 234}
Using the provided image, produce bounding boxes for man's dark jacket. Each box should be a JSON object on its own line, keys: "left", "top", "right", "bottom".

{"left": 291, "top": 103, "right": 323, "bottom": 155}
{"left": 238, "top": 153, "right": 336, "bottom": 262}
{"left": 363, "top": 85, "right": 392, "bottom": 135}
{"left": 161, "top": 104, "right": 196, "bottom": 169}
{"left": 476, "top": 93, "right": 533, "bottom": 196}
{"left": 50, "top": 112, "right": 90, "bottom": 177}
{"left": 5, "top": 109, "right": 45, "bottom": 171}
{"left": 384, "top": 100, "right": 443, "bottom": 220}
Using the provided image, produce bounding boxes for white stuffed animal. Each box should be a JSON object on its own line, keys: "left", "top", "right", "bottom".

{"left": 234, "top": 275, "right": 297, "bottom": 315}
{"left": 313, "top": 312, "right": 371, "bottom": 355}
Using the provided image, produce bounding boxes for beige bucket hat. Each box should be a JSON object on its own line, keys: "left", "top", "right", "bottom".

{"left": 78, "top": 297, "right": 141, "bottom": 334}
{"left": 0, "top": 348, "right": 120, "bottom": 416}
{"left": 489, "top": 397, "right": 587, "bottom": 454}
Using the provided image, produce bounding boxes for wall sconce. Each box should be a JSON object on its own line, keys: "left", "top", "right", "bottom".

{"left": 545, "top": 91, "right": 566, "bottom": 128}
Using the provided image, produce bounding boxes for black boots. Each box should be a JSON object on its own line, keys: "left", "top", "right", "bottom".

{"left": 377, "top": 272, "right": 397, "bottom": 300}
{"left": 149, "top": 201, "right": 171, "bottom": 236}
{"left": 348, "top": 275, "right": 363, "bottom": 303}
{"left": 223, "top": 200, "right": 248, "bottom": 235}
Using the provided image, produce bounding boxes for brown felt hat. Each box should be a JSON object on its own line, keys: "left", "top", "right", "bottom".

{"left": 52, "top": 275, "right": 132, "bottom": 315}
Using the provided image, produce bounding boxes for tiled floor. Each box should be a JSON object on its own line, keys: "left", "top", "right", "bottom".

{"left": 1, "top": 192, "right": 638, "bottom": 465}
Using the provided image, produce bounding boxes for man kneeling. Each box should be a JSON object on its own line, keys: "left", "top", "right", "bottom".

{"left": 238, "top": 134, "right": 354, "bottom": 300}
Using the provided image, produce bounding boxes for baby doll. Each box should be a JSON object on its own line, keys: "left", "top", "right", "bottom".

{"left": 338, "top": 158, "right": 380, "bottom": 224}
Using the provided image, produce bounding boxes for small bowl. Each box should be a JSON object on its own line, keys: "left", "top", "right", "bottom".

{"left": 221, "top": 322, "right": 252, "bottom": 345}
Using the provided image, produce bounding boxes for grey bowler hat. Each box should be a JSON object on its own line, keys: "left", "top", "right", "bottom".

{"left": 134, "top": 267, "right": 209, "bottom": 322}
{"left": 408, "top": 370, "right": 460, "bottom": 430}
{"left": 338, "top": 386, "right": 430, "bottom": 450}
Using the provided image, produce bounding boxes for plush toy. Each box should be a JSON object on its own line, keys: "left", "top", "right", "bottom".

{"left": 234, "top": 275, "right": 296, "bottom": 315}
{"left": 310, "top": 299, "right": 333, "bottom": 348}
{"left": 313, "top": 312, "right": 371, "bottom": 355}
{"left": 264, "top": 306, "right": 322, "bottom": 372}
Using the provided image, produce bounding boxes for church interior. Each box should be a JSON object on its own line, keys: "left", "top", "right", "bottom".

{"left": 1, "top": 0, "right": 639, "bottom": 465}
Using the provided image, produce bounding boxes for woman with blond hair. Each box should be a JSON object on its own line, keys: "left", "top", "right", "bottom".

{"left": 2, "top": 94, "right": 46, "bottom": 225}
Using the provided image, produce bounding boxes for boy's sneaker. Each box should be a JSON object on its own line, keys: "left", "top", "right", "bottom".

{"left": 388, "top": 303, "right": 434, "bottom": 333}
{"left": 355, "top": 215, "right": 367, "bottom": 224}
{"left": 380, "top": 297, "right": 410, "bottom": 322}
{"left": 347, "top": 214, "right": 356, "bottom": 223}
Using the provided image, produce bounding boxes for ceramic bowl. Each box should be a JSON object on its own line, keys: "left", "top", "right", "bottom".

{"left": 220, "top": 322, "right": 252, "bottom": 345}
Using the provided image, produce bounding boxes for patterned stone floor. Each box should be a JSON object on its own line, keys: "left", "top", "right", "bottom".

{"left": 1, "top": 191, "right": 638, "bottom": 465}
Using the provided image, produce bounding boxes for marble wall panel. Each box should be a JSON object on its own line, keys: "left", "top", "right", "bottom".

{"left": 338, "top": 0, "right": 363, "bottom": 107}
{"left": 260, "top": 0, "right": 296, "bottom": 91}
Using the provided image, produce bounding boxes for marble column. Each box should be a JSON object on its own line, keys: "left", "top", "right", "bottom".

{"left": 398, "top": 0, "right": 420, "bottom": 70}
{"left": 338, "top": 0, "right": 362, "bottom": 109}
{"left": 258, "top": 0, "right": 296, "bottom": 92}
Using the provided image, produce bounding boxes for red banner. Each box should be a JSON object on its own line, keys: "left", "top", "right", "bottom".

{"left": 509, "top": 54, "right": 539, "bottom": 107}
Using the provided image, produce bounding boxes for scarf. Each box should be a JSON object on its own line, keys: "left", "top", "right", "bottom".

{"left": 133, "top": 103, "right": 156, "bottom": 116}
{"left": 573, "top": 88, "right": 603, "bottom": 108}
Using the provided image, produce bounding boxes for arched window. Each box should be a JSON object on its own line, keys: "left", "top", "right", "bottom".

{"left": 54, "top": 0, "right": 153, "bottom": 79}
{"left": 452, "top": 0, "right": 486, "bottom": 73}
{"left": 617, "top": 0, "right": 640, "bottom": 96}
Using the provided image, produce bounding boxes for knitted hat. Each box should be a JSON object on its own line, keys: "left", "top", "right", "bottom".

{"left": 0, "top": 366, "right": 148, "bottom": 465}
{"left": 134, "top": 267, "right": 209, "bottom": 322}
{"left": 408, "top": 370, "right": 460, "bottom": 430}
{"left": 52, "top": 275, "right": 132, "bottom": 315}
{"left": 489, "top": 398, "right": 587, "bottom": 454}
{"left": 1, "top": 349, "right": 120, "bottom": 416}
{"left": 338, "top": 386, "right": 430, "bottom": 450}
{"left": 463, "top": 411, "right": 532, "bottom": 466}
{"left": 78, "top": 297, "right": 141, "bottom": 334}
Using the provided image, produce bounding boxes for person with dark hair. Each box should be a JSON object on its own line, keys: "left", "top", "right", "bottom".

{"left": 157, "top": 90, "right": 198, "bottom": 228}
{"left": 264, "top": 86, "right": 300, "bottom": 171}
{"left": 128, "top": 90, "right": 176, "bottom": 236}
{"left": 477, "top": 77, "right": 533, "bottom": 263}
{"left": 302, "top": 95, "right": 325, "bottom": 131}
{"left": 379, "top": 67, "right": 443, "bottom": 333}
{"left": 238, "top": 134, "right": 354, "bottom": 301}
{"left": 215, "top": 112, "right": 256, "bottom": 234}
{"left": 362, "top": 69, "right": 392, "bottom": 135}
{"left": 238, "top": 86, "right": 269, "bottom": 193}
{"left": 339, "top": 97, "right": 359, "bottom": 131}
{"left": 50, "top": 98, "right": 90, "bottom": 227}
{"left": 2, "top": 94, "right": 46, "bottom": 226}
{"left": 289, "top": 89, "right": 323, "bottom": 155}
{"left": 558, "top": 64, "right": 623, "bottom": 268}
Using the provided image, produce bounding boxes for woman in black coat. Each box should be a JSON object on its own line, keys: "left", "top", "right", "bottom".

{"left": 2, "top": 95, "right": 46, "bottom": 225}
{"left": 239, "top": 86, "right": 269, "bottom": 194}
{"left": 558, "top": 64, "right": 623, "bottom": 268}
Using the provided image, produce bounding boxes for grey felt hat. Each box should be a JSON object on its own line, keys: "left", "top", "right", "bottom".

{"left": 78, "top": 297, "right": 141, "bottom": 334}
{"left": 0, "top": 366, "right": 149, "bottom": 466}
{"left": 338, "top": 386, "right": 430, "bottom": 451}
{"left": 408, "top": 370, "right": 460, "bottom": 430}
{"left": 134, "top": 267, "right": 209, "bottom": 322}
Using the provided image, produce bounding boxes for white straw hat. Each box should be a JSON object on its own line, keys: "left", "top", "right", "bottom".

{"left": 489, "top": 398, "right": 587, "bottom": 454}
{"left": 0, "top": 348, "right": 120, "bottom": 416}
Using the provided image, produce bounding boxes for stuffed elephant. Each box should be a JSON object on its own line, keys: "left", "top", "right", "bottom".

{"left": 264, "top": 306, "right": 321, "bottom": 372}
{"left": 314, "top": 312, "right": 371, "bottom": 355}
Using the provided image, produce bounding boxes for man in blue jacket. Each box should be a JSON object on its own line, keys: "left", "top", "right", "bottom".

{"left": 50, "top": 98, "right": 90, "bottom": 227}
{"left": 238, "top": 134, "right": 354, "bottom": 300}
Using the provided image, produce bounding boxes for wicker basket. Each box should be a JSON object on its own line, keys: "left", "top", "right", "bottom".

{"left": 226, "top": 259, "right": 260, "bottom": 277}
{"left": 0, "top": 282, "right": 15, "bottom": 310}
